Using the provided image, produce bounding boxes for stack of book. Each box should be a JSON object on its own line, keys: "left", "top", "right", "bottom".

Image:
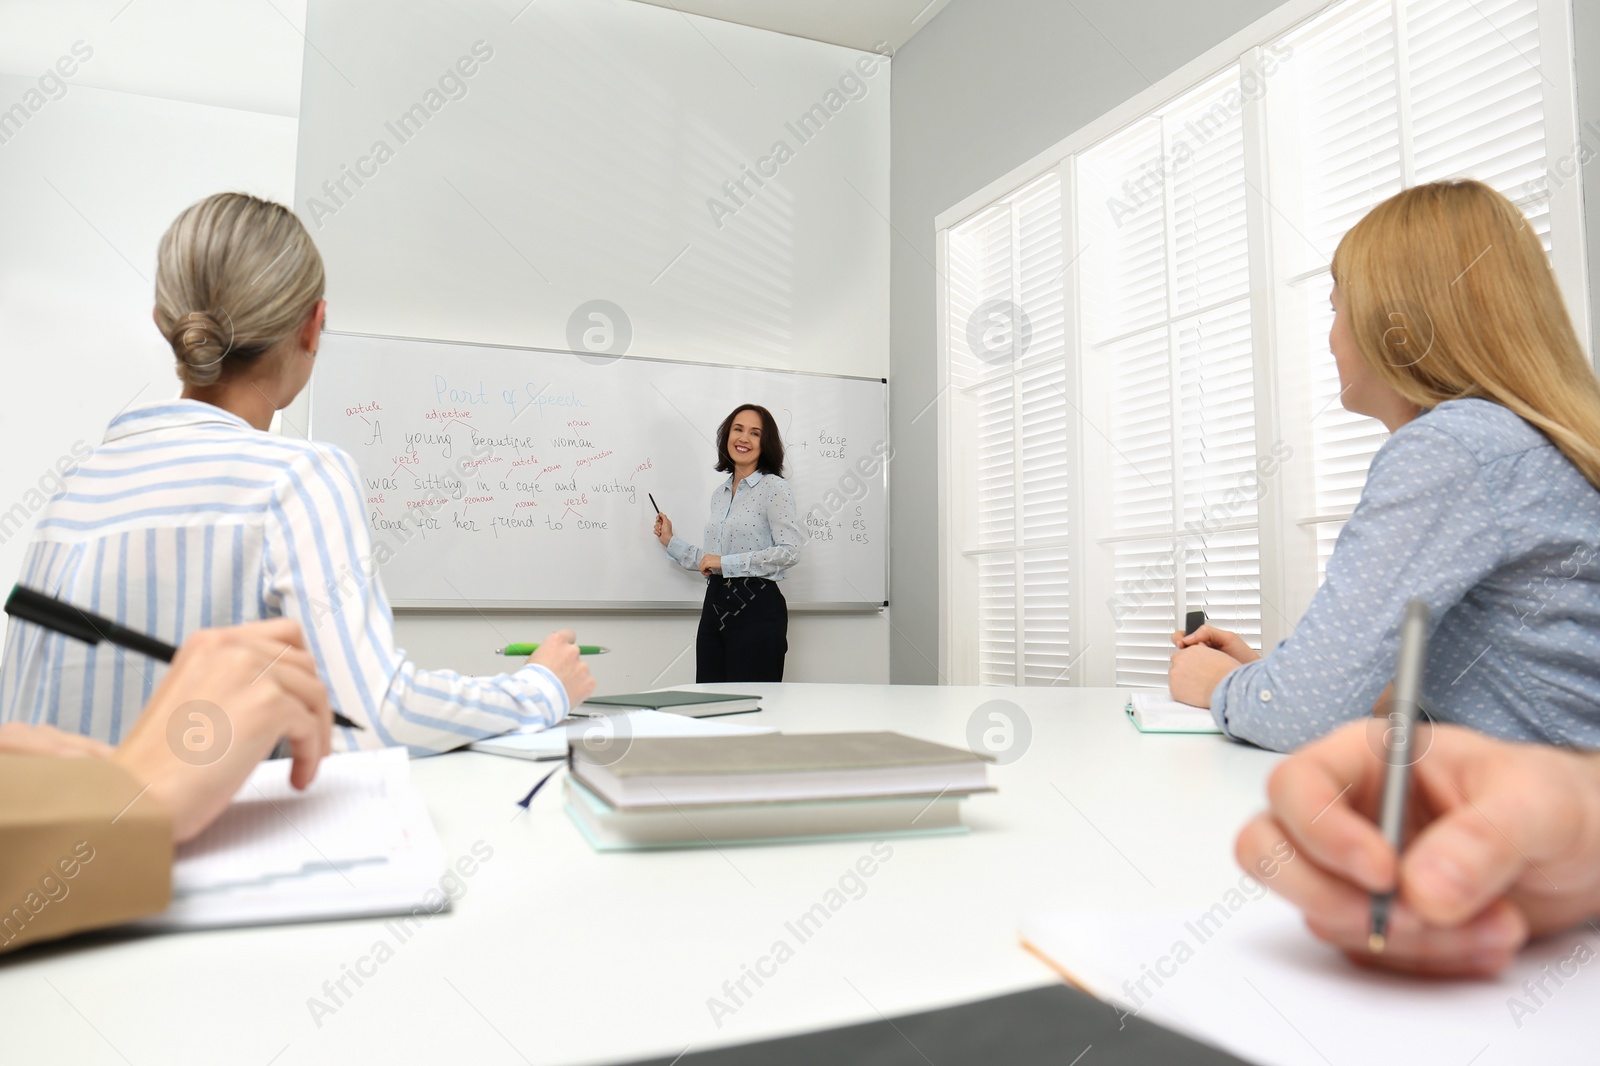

{"left": 563, "top": 731, "right": 994, "bottom": 850}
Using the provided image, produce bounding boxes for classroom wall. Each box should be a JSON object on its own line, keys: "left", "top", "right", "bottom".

{"left": 293, "top": 0, "right": 893, "bottom": 688}
{"left": 0, "top": 0, "right": 302, "bottom": 651}
{"left": 888, "top": 0, "right": 1600, "bottom": 684}
{"left": 1578, "top": 1, "right": 1600, "bottom": 350}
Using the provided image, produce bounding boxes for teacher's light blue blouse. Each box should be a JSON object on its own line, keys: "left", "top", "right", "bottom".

{"left": 1212, "top": 398, "right": 1600, "bottom": 752}
{"left": 667, "top": 471, "right": 802, "bottom": 580}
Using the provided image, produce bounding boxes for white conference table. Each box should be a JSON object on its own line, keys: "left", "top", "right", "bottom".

{"left": 0, "top": 684, "right": 1281, "bottom": 1065}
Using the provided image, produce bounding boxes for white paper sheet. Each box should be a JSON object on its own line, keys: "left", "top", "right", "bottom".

{"left": 1023, "top": 897, "right": 1600, "bottom": 1066}
{"left": 468, "top": 709, "right": 778, "bottom": 761}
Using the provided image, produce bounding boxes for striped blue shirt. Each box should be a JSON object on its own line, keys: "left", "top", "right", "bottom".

{"left": 0, "top": 400, "right": 568, "bottom": 755}
{"left": 1212, "top": 398, "right": 1600, "bottom": 752}
{"left": 666, "top": 470, "right": 802, "bottom": 580}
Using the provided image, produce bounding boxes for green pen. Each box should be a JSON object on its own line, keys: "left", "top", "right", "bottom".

{"left": 496, "top": 643, "right": 610, "bottom": 656}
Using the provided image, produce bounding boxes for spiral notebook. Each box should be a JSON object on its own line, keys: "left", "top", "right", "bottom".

{"left": 132, "top": 748, "right": 447, "bottom": 930}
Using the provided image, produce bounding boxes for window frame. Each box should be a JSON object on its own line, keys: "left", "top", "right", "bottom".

{"left": 936, "top": 0, "right": 1589, "bottom": 686}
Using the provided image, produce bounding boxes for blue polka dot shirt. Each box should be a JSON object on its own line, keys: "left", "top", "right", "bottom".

{"left": 665, "top": 470, "right": 802, "bottom": 580}
{"left": 1213, "top": 398, "right": 1600, "bottom": 752}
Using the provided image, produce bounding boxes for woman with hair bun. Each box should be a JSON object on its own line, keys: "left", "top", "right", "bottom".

{"left": 1169, "top": 179, "right": 1600, "bottom": 752}
{"left": 0, "top": 192, "right": 594, "bottom": 753}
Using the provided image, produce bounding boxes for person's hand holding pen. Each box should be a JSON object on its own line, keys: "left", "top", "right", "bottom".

{"left": 653, "top": 512, "right": 673, "bottom": 548}
{"left": 1235, "top": 719, "right": 1600, "bottom": 976}
{"left": 113, "top": 620, "right": 333, "bottom": 843}
{"left": 525, "top": 629, "right": 596, "bottom": 707}
{"left": 1171, "top": 623, "right": 1261, "bottom": 664}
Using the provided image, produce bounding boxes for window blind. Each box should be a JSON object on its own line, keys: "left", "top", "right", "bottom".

{"left": 1081, "top": 67, "right": 1259, "bottom": 685}
{"left": 1286, "top": 0, "right": 1550, "bottom": 582}
{"left": 951, "top": 173, "right": 1071, "bottom": 684}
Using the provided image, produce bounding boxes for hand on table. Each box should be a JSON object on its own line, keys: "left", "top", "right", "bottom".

{"left": 699, "top": 554, "right": 722, "bottom": 578}
{"left": 527, "top": 629, "right": 596, "bottom": 707}
{"left": 111, "top": 619, "right": 333, "bottom": 843}
{"left": 1235, "top": 720, "right": 1600, "bottom": 976}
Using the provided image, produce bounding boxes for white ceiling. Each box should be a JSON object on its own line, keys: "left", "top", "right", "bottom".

{"left": 623, "top": 0, "right": 954, "bottom": 52}
{"left": 0, "top": 0, "right": 944, "bottom": 120}
{"left": 0, "top": 0, "right": 307, "bottom": 116}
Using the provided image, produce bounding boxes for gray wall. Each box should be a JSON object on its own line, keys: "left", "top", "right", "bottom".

{"left": 1579, "top": 1, "right": 1600, "bottom": 354}
{"left": 888, "top": 0, "right": 1600, "bottom": 684}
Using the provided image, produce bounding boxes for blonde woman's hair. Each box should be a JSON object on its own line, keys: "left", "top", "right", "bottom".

{"left": 154, "top": 192, "right": 325, "bottom": 387}
{"left": 1331, "top": 179, "right": 1600, "bottom": 491}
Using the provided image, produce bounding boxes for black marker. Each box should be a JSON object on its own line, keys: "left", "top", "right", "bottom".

{"left": 648, "top": 493, "right": 660, "bottom": 513}
{"left": 5, "top": 584, "right": 364, "bottom": 731}
{"left": 1185, "top": 609, "right": 1207, "bottom": 637}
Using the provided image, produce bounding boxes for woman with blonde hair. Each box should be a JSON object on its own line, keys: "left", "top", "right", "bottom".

{"left": 0, "top": 192, "right": 594, "bottom": 753}
{"left": 1170, "top": 179, "right": 1600, "bottom": 751}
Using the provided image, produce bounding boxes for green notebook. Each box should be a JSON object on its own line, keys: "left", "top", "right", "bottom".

{"left": 578, "top": 690, "right": 762, "bottom": 717}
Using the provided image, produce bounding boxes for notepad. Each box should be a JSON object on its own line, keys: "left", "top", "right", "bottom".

{"left": 468, "top": 709, "right": 778, "bottom": 761}
{"left": 1022, "top": 898, "right": 1600, "bottom": 1066}
{"left": 1125, "top": 690, "right": 1222, "bottom": 734}
{"left": 132, "top": 748, "right": 448, "bottom": 930}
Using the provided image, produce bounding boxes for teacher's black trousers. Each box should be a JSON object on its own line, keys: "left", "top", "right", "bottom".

{"left": 696, "top": 577, "right": 787, "bottom": 683}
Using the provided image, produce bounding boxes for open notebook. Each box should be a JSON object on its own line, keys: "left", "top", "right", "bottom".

{"left": 133, "top": 748, "right": 447, "bottom": 931}
{"left": 1125, "top": 690, "right": 1222, "bottom": 734}
{"left": 468, "top": 708, "right": 777, "bottom": 761}
{"left": 1022, "top": 897, "right": 1599, "bottom": 1066}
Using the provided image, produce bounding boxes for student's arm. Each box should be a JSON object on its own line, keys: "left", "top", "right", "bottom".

{"left": 0, "top": 756, "right": 170, "bottom": 954}
{"left": 720, "top": 478, "right": 803, "bottom": 579}
{"left": 1207, "top": 426, "right": 1504, "bottom": 751}
{"left": 264, "top": 447, "right": 583, "bottom": 755}
{"left": 0, "top": 619, "right": 332, "bottom": 954}
{"left": 1236, "top": 721, "right": 1600, "bottom": 975}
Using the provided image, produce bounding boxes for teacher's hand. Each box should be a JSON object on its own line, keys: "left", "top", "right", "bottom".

{"left": 699, "top": 554, "right": 722, "bottom": 577}
{"left": 1235, "top": 720, "right": 1600, "bottom": 976}
{"left": 654, "top": 513, "right": 673, "bottom": 548}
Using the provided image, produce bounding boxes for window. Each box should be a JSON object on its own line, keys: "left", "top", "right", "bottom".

{"left": 940, "top": 0, "right": 1586, "bottom": 687}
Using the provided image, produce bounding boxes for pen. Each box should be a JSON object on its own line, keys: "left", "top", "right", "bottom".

{"left": 5, "top": 584, "right": 366, "bottom": 732}
{"left": 648, "top": 493, "right": 660, "bottom": 514}
{"left": 497, "top": 643, "right": 610, "bottom": 656}
{"left": 1370, "top": 599, "right": 1430, "bottom": 953}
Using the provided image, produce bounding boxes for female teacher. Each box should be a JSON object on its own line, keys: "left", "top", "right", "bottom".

{"left": 654, "top": 404, "right": 803, "bottom": 682}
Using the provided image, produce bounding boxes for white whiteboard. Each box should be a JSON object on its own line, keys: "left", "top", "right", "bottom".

{"left": 307, "top": 333, "right": 887, "bottom": 608}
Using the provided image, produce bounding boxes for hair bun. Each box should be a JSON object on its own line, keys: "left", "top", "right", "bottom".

{"left": 173, "top": 309, "right": 232, "bottom": 386}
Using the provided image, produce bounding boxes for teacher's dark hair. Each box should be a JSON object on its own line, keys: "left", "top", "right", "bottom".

{"left": 715, "top": 404, "right": 785, "bottom": 477}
